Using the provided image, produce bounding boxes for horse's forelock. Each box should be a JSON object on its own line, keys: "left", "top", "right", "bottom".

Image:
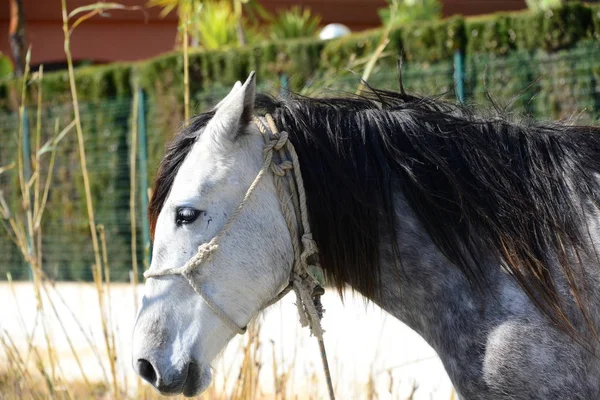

{"left": 148, "top": 111, "right": 215, "bottom": 239}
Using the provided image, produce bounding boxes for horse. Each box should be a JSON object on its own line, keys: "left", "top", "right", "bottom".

{"left": 132, "top": 72, "right": 600, "bottom": 399}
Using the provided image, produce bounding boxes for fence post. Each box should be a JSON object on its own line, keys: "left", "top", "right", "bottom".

{"left": 280, "top": 73, "right": 289, "bottom": 93}
{"left": 454, "top": 50, "right": 466, "bottom": 104}
{"left": 137, "top": 89, "right": 151, "bottom": 268}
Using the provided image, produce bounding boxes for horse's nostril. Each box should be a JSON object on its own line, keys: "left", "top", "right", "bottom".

{"left": 136, "top": 358, "right": 158, "bottom": 385}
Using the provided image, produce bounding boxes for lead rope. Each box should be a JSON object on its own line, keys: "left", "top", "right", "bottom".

{"left": 257, "top": 115, "right": 335, "bottom": 400}
{"left": 144, "top": 114, "right": 335, "bottom": 400}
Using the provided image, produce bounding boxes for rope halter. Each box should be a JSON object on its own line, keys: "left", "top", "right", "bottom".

{"left": 143, "top": 114, "right": 335, "bottom": 400}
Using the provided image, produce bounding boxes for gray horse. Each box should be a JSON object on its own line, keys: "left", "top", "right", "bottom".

{"left": 132, "top": 73, "right": 600, "bottom": 398}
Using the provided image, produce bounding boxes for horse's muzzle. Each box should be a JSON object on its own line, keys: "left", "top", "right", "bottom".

{"left": 134, "top": 357, "right": 211, "bottom": 397}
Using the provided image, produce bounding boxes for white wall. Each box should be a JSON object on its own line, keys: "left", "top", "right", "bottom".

{"left": 0, "top": 282, "right": 453, "bottom": 399}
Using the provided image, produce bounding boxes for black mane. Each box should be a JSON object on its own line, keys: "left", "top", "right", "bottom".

{"left": 150, "top": 84, "right": 600, "bottom": 335}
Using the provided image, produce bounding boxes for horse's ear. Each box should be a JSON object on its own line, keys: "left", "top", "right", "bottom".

{"left": 213, "top": 81, "right": 242, "bottom": 110}
{"left": 207, "top": 72, "right": 256, "bottom": 143}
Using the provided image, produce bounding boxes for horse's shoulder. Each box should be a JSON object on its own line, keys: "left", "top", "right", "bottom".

{"left": 482, "top": 318, "right": 599, "bottom": 399}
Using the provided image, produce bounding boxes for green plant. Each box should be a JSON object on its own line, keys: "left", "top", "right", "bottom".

{"left": 525, "top": 0, "right": 563, "bottom": 11}
{"left": 269, "top": 6, "right": 321, "bottom": 40}
{"left": 378, "top": 0, "right": 442, "bottom": 26}
{"left": 147, "top": 0, "right": 267, "bottom": 48}
{"left": 0, "top": 53, "right": 13, "bottom": 80}
{"left": 195, "top": 1, "right": 238, "bottom": 49}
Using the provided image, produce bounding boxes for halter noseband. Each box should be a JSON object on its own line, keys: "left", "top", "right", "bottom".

{"left": 143, "top": 114, "right": 334, "bottom": 400}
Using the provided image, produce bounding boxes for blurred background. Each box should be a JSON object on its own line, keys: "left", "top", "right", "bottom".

{"left": 0, "top": 0, "right": 599, "bottom": 399}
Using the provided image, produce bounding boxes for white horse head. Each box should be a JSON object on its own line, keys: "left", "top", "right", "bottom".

{"left": 132, "top": 73, "right": 294, "bottom": 396}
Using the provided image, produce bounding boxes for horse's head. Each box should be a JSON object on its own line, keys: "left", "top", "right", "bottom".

{"left": 132, "top": 73, "right": 294, "bottom": 396}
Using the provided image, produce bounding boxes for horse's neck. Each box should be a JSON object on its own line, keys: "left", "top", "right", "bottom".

{"left": 366, "top": 192, "right": 489, "bottom": 396}
{"left": 363, "top": 191, "right": 600, "bottom": 399}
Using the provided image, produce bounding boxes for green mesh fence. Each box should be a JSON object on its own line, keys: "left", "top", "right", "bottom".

{"left": 1, "top": 42, "right": 599, "bottom": 281}
{"left": 466, "top": 40, "right": 600, "bottom": 123}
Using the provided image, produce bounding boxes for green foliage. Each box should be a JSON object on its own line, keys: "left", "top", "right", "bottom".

{"left": 146, "top": 0, "right": 195, "bottom": 18}
{"left": 465, "top": 40, "right": 600, "bottom": 122}
{"left": 193, "top": 1, "right": 238, "bottom": 49}
{"left": 0, "top": 63, "right": 132, "bottom": 111}
{"left": 0, "top": 53, "right": 13, "bottom": 80}
{"left": 321, "top": 28, "right": 394, "bottom": 71}
{"left": 401, "top": 16, "right": 465, "bottom": 62}
{"left": 538, "top": 3, "right": 592, "bottom": 51}
{"left": 466, "top": 3, "right": 593, "bottom": 55}
{"left": 593, "top": 4, "right": 600, "bottom": 40}
{"left": 378, "top": 0, "right": 442, "bottom": 26}
{"left": 268, "top": 6, "right": 322, "bottom": 40}
{"left": 146, "top": 0, "right": 267, "bottom": 48}
{"left": 525, "top": 0, "right": 563, "bottom": 11}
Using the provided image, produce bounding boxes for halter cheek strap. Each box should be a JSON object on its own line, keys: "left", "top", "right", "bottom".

{"left": 144, "top": 113, "right": 335, "bottom": 400}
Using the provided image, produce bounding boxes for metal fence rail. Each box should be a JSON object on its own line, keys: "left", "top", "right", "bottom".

{"left": 1, "top": 42, "right": 599, "bottom": 281}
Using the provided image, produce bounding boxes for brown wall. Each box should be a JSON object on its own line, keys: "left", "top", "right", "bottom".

{"left": 0, "top": 0, "right": 178, "bottom": 66}
{"left": 0, "top": 0, "right": 526, "bottom": 68}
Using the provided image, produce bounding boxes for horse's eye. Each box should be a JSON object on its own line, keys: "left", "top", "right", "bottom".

{"left": 175, "top": 207, "right": 201, "bottom": 227}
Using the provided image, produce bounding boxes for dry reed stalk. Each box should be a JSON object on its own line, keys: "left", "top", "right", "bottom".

{"left": 274, "top": 314, "right": 299, "bottom": 399}
{"left": 407, "top": 381, "right": 419, "bottom": 399}
{"left": 4, "top": 328, "right": 51, "bottom": 397}
{"left": 355, "top": 0, "right": 399, "bottom": 95}
{"left": 355, "top": 38, "right": 390, "bottom": 96}
{"left": 0, "top": 330, "right": 39, "bottom": 399}
{"left": 217, "top": 341, "right": 240, "bottom": 397}
{"left": 6, "top": 275, "right": 47, "bottom": 398}
{"left": 23, "top": 312, "right": 40, "bottom": 365}
{"left": 34, "top": 119, "right": 76, "bottom": 230}
{"left": 91, "top": 265, "right": 119, "bottom": 397}
{"left": 11, "top": 49, "right": 61, "bottom": 395}
{"left": 60, "top": 2, "right": 122, "bottom": 396}
{"left": 60, "top": 5, "right": 147, "bottom": 396}
{"left": 32, "top": 66, "right": 62, "bottom": 386}
{"left": 450, "top": 388, "right": 457, "bottom": 400}
{"left": 52, "top": 358, "right": 76, "bottom": 400}
{"left": 14, "top": 50, "right": 35, "bottom": 291}
{"left": 98, "top": 225, "right": 113, "bottom": 319}
{"left": 16, "top": 49, "right": 29, "bottom": 223}
{"left": 44, "top": 280, "right": 109, "bottom": 386}
{"left": 270, "top": 340, "right": 278, "bottom": 399}
{"left": 270, "top": 336, "right": 293, "bottom": 400}
{"left": 0, "top": 187, "right": 17, "bottom": 243}
{"left": 182, "top": 9, "right": 190, "bottom": 124}
{"left": 234, "top": 321, "right": 263, "bottom": 400}
{"left": 129, "top": 90, "right": 140, "bottom": 304}
{"left": 234, "top": 331, "right": 251, "bottom": 398}
{"left": 60, "top": 0, "right": 103, "bottom": 279}
{"left": 130, "top": 269, "right": 144, "bottom": 397}
{"left": 11, "top": 284, "right": 59, "bottom": 396}
{"left": 33, "top": 66, "right": 43, "bottom": 262}
{"left": 98, "top": 225, "right": 118, "bottom": 369}
{"left": 387, "top": 369, "right": 394, "bottom": 396}
{"left": 308, "top": 368, "right": 320, "bottom": 400}
{"left": 40, "top": 281, "right": 93, "bottom": 390}
{"left": 97, "top": 224, "right": 119, "bottom": 395}
{"left": 128, "top": 88, "right": 144, "bottom": 398}
{"left": 366, "top": 315, "right": 388, "bottom": 400}
{"left": 7, "top": 274, "right": 34, "bottom": 350}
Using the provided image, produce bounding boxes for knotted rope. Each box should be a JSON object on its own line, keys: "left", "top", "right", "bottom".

{"left": 144, "top": 114, "right": 335, "bottom": 400}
